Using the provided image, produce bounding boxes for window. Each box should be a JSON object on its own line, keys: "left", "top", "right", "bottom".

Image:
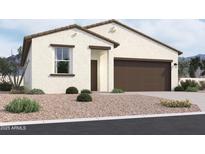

{"left": 55, "top": 47, "right": 72, "bottom": 74}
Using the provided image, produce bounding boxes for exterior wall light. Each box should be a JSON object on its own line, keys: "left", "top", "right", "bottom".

{"left": 174, "top": 63, "right": 178, "bottom": 66}
{"left": 171, "top": 63, "right": 178, "bottom": 69}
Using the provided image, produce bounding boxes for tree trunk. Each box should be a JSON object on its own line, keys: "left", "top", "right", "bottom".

{"left": 17, "top": 61, "right": 29, "bottom": 87}
{"left": 13, "top": 74, "right": 17, "bottom": 88}
{"left": 8, "top": 74, "right": 14, "bottom": 87}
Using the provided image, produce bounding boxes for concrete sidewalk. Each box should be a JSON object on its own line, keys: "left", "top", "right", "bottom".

{"left": 135, "top": 92, "right": 205, "bottom": 111}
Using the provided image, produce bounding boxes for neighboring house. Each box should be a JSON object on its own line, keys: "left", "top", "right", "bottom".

{"left": 21, "top": 19, "right": 182, "bottom": 93}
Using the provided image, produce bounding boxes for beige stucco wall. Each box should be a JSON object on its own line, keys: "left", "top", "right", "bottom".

{"left": 89, "top": 23, "right": 179, "bottom": 90}
{"left": 26, "top": 28, "right": 113, "bottom": 93}
{"left": 24, "top": 45, "right": 32, "bottom": 90}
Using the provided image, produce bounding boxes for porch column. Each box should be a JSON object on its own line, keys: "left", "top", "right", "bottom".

{"left": 107, "top": 49, "right": 114, "bottom": 92}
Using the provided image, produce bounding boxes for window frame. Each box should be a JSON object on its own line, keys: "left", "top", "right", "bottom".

{"left": 54, "top": 47, "right": 73, "bottom": 74}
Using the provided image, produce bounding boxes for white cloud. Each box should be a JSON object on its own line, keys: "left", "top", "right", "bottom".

{"left": 0, "top": 19, "right": 76, "bottom": 34}
{"left": 0, "top": 19, "right": 101, "bottom": 57}
{"left": 0, "top": 19, "right": 102, "bottom": 34}
{"left": 0, "top": 19, "right": 205, "bottom": 57}
{"left": 0, "top": 37, "right": 20, "bottom": 57}
{"left": 121, "top": 19, "right": 205, "bottom": 57}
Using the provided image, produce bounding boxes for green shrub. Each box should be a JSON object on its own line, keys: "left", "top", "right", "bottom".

{"left": 5, "top": 98, "right": 40, "bottom": 113}
{"left": 66, "top": 87, "right": 78, "bottom": 94}
{"left": 180, "top": 80, "right": 199, "bottom": 90}
{"left": 185, "top": 86, "right": 199, "bottom": 92}
{"left": 81, "top": 89, "right": 91, "bottom": 94}
{"left": 77, "top": 93, "right": 92, "bottom": 102}
{"left": 174, "top": 86, "right": 184, "bottom": 91}
{"left": 199, "top": 81, "right": 205, "bottom": 90}
{"left": 27, "top": 88, "right": 45, "bottom": 95}
{"left": 10, "top": 86, "right": 25, "bottom": 94}
{"left": 111, "top": 88, "right": 124, "bottom": 93}
{"left": 0, "top": 82, "right": 12, "bottom": 91}
{"left": 160, "top": 99, "right": 192, "bottom": 108}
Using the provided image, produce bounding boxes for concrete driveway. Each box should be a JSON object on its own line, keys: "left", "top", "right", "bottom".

{"left": 135, "top": 92, "right": 205, "bottom": 111}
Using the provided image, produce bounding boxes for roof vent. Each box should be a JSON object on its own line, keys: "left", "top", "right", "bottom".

{"left": 109, "top": 26, "right": 116, "bottom": 33}
{"left": 71, "top": 32, "right": 77, "bottom": 38}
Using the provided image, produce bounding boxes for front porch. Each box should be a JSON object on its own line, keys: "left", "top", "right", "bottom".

{"left": 90, "top": 46, "right": 114, "bottom": 92}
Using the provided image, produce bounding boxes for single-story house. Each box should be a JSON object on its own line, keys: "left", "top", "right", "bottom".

{"left": 21, "top": 19, "right": 182, "bottom": 93}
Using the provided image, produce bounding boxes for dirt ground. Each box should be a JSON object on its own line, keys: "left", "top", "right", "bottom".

{"left": 0, "top": 93, "right": 201, "bottom": 122}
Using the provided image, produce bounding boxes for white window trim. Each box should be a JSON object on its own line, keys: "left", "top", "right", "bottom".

{"left": 54, "top": 47, "right": 73, "bottom": 74}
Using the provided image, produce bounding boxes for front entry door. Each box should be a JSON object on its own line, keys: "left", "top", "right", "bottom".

{"left": 91, "top": 60, "right": 97, "bottom": 91}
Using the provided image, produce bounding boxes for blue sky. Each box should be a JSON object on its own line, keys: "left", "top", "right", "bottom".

{"left": 0, "top": 19, "right": 205, "bottom": 57}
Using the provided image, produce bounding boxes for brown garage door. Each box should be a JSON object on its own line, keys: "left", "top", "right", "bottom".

{"left": 114, "top": 59, "right": 171, "bottom": 91}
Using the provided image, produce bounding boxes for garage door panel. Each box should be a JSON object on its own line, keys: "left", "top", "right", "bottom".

{"left": 114, "top": 60, "right": 171, "bottom": 91}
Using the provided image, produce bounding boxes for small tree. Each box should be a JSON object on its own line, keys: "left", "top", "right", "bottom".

{"left": 0, "top": 57, "right": 10, "bottom": 83}
{"left": 200, "top": 60, "right": 205, "bottom": 76}
{"left": 7, "top": 59, "right": 29, "bottom": 90}
{"left": 0, "top": 46, "right": 28, "bottom": 90}
{"left": 178, "top": 58, "right": 190, "bottom": 78}
{"left": 17, "top": 46, "right": 23, "bottom": 55}
{"left": 189, "top": 57, "right": 201, "bottom": 77}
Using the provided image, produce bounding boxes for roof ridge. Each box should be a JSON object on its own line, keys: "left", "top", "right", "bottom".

{"left": 84, "top": 19, "right": 116, "bottom": 29}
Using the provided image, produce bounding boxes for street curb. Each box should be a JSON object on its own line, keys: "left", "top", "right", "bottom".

{"left": 0, "top": 111, "right": 204, "bottom": 126}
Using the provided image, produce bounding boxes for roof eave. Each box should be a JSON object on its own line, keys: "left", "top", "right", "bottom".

{"left": 21, "top": 24, "right": 120, "bottom": 66}
{"left": 21, "top": 37, "right": 31, "bottom": 66}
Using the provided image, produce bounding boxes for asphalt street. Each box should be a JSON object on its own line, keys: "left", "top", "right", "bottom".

{"left": 0, "top": 114, "right": 205, "bottom": 135}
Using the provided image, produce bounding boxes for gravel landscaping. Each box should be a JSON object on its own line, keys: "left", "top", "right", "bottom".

{"left": 0, "top": 93, "right": 201, "bottom": 122}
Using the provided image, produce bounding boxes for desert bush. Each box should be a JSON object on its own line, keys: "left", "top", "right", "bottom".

{"left": 180, "top": 80, "right": 199, "bottom": 90}
{"left": 199, "top": 81, "right": 205, "bottom": 90}
{"left": 174, "top": 86, "right": 184, "bottom": 91}
{"left": 5, "top": 98, "right": 40, "bottom": 113}
{"left": 160, "top": 99, "right": 192, "bottom": 108}
{"left": 27, "top": 88, "right": 45, "bottom": 95}
{"left": 81, "top": 89, "right": 91, "bottom": 94}
{"left": 66, "top": 87, "right": 78, "bottom": 94}
{"left": 77, "top": 93, "right": 92, "bottom": 102}
{"left": 185, "top": 86, "right": 199, "bottom": 92}
{"left": 0, "top": 82, "right": 12, "bottom": 91}
{"left": 111, "top": 88, "right": 124, "bottom": 93}
{"left": 10, "top": 86, "right": 25, "bottom": 94}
